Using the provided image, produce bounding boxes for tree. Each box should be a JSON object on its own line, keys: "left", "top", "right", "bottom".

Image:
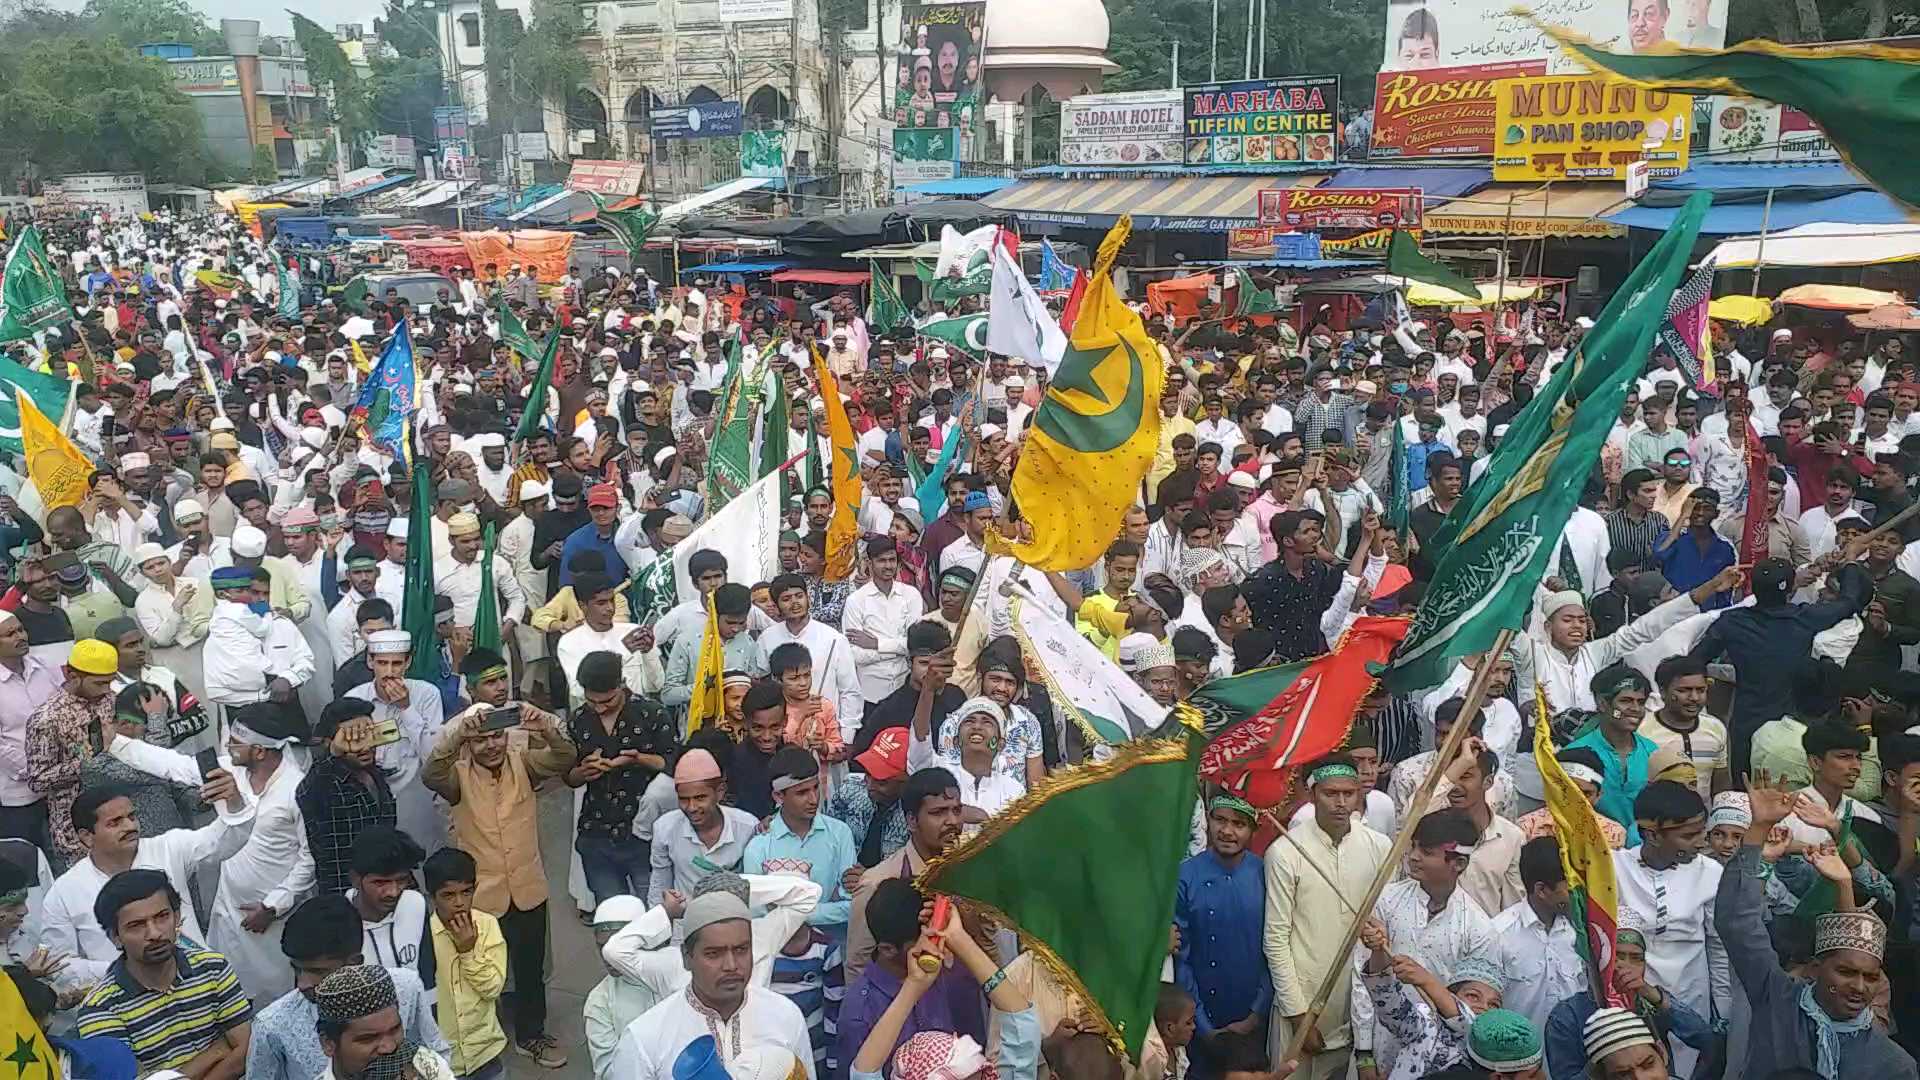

{"left": 368, "top": 53, "right": 447, "bottom": 148}
{"left": 0, "top": 35, "right": 213, "bottom": 183}
{"left": 291, "top": 11, "right": 374, "bottom": 150}
{"left": 80, "top": 0, "right": 224, "bottom": 52}
{"left": 376, "top": 0, "right": 442, "bottom": 60}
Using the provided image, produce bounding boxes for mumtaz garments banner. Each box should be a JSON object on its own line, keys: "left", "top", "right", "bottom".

{"left": 1493, "top": 75, "right": 1692, "bottom": 182}
{"left": 1371, "top": 60, "right": 1545, "bottom": 157}
{"left": 1183, "top": 76, "right": 1340, "bottom": 166}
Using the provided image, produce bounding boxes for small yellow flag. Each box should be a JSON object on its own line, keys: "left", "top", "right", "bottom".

{"left": 686, "top": 593, "right": 726, "bottom": 734}
{"left": 21, "top": 392, "right": 92, "bottom": 511}
{"left": 350, "top": 339, "right": 373, "bottom": 375}
{"left": 0, "top": 954, "right": 56, "bottom": 1077}
{"left": 809, "top": 346, "right": 863, "bottom": 581}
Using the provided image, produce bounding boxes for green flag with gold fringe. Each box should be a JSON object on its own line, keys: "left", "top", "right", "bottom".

{"left": 1540, "top": 23, "right": 1920, "bottom": 210}
{"left": 919, "top": 727, "right": 1206, "bottom": 1060}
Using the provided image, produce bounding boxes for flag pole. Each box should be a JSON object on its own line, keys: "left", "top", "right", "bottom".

{"left": 1749, "top": 188, "right": 1775, "bottom": 298}
{"left": 1280, "top": 626, "right": 1517, "bottom": 1064}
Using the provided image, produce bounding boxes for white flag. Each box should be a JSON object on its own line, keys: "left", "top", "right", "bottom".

{"left": 934, "top": 223, "right": 1000, "bottom": 280}
{"left": 1011, "top": 595, "right": 1167, "bottom": 745}
{"left": 986, "top": 241, "right": 1068, "bottom": 374}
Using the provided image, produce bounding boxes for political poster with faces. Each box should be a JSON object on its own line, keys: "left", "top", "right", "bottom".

{"left": 892, "top": 0, "right": 988, "bottom": 131}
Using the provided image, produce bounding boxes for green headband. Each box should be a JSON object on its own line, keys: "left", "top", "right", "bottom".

{"left": 1308, "top": 762, "right": 1360, "bottom": 787}
{"left": 346, "top": 557, "right": 380, "bottom": 570}
{"left": 466, "top": 664, "right": 509, "bottom": 686}
{"left": 1617, "top": 926, "right": 1647, "bottom": 948}
{"left": 1209, "top": 795, "right": 1258, "bottom": 821}
{"left": 0, "top": 889, "right": 25, "bottom": 907}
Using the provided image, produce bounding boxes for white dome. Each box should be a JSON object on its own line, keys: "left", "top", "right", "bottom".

{"left": 983, "top": 0, "right": 1111, "bottom": 55}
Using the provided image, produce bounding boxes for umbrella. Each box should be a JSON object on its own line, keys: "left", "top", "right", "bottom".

{"left": 1848, "top": 303, "right": 1920, "bottom": 331}
{"left": 1707, "top": 295, "right": 1774, "bottom": 325}
{"left": 1776, "top": 284, "right": 1904, "bottom": 311}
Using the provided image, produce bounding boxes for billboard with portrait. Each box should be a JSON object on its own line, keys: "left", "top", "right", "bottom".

{"left": 892, "top": 0, "right": 987, "bottom": 131}
{"left": 1380, "top": 0, "right": 1728, "bottom": 75}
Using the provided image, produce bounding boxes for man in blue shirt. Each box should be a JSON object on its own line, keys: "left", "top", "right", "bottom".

{"left": 560, "top": 483, "right": 629, "bottom": 587}
{"left": 1655, "top": 490, "right": 1737, "bottom": 609}
{"left": 1405, "top": 411, "right": 1453, "bottom": 494}
{"left": 1175, "top": 795, "right": 1271, "bottom": 1056}
{"left": 744, "top": 748, "right": 858, "bottom": 939}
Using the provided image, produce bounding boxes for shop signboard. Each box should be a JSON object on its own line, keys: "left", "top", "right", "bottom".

{"left": 719, "top": 0, "right": 794, "bottom": 19}
{"left": 891, "top": 0, "right": 987, "bottom": 130}
{"left": 1492, "top": 74, "right": 1692, "bottom": 181}
{"left": 169, "top": 59, "right": 239, "bottom": 93}
{"left": 1060, "top": 90, "right": 1184, "bottom": 166}
{"left": 1370, "top": 60, "right": 1545, "bottom": 158}
{"left": 651, "top": 102, "right": 745, "bottom": 140}
{"left": 366, "top": 134, "right": 416, "bottom": 170}
{"left": 1259, "top": 187, "right": 1423, "bottom": 230}
{"left": 1705, "top": 97, "right": 1838, "bottom": 162}
{"left": 1380, "top": 0, "right": 1727, "bottom": 74}
{"left": 566, "top": 159, "right": 649, "bottom": 196}
{"left": 1183, "top": 75, "right": 1339, "bottom": 166}
{"left": 893, "top": 128, "right": 958, "bottom": 184}
{"left": 46, "top": 173, "right": 148, "bottom": 217}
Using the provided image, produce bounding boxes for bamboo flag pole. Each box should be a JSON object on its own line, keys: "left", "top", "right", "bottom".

{"left": 1281, "top": 626, "right": 1517, "bottom": 1064}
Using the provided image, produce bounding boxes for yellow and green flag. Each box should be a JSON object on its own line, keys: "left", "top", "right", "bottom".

{"left": 1533, "top": 689, "right": 1625, "bottom": 1007}
{"left": 989, "top": 216, "right": 1164, "bottom": 571}
{"left": 21, "top": 392, "right": 91, "bottom": 510}
{"left": 809, "top": 346, "right": 862, "bottom": 580}
{"left": 687, "top": 594, "right": 726, "bottom": 734}
{"left": 1543, "top": 25, "right": 1920, "bottom": 210}
{"left": 0, "top": 971, "right": 54, "bottom": 1079}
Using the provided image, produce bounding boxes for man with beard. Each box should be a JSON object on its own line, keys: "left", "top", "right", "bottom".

{"left": 313, "top": 964, "right": 458, "bottom": 1080}
{"left": 73, "top": 869, "right": 255, "bottom": 1077}
{"left": 608, "top": 885, "right": 816, "bottom": 1080}
{"left": 246, "top": 896, "right": 449, "bottom": 1080}
{"left": 843, "top": 767, "right": 964, "bottom": 980}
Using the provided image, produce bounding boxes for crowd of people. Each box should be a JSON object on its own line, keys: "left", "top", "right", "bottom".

{"left": 0, "top": 203, "right": 1912, "bottom": 1080}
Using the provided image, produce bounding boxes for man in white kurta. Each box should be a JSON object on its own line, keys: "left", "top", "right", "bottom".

{"left": 839, "top": 540, "right": 925, "bottom": 703}
{"left": 608, "top": 889, "right": 817, "bottom": 1080}
{"left": 496, "top": 479, "right": 552, "bottom": 663}
{"left": 554, "top": 575, "right": 666, "bottom": 707}
{"left": 600, "top": 874, "right": 821, "bottom": 1011}
{"left": 344, "top": 630, "right": 448, "bottom": 853}
{"left": 1612, "top": 824, "right": 1731, "bottom": 1079}
{"left": 434, "top": 511, "right": 527, "bottom": 632}
{"left": 38, "top": 772, "right": 256, "bottom": 987}
{"left": 1265, "top": 765, "right": 1391, "bottom": 1080}
{"left": 207, "top": 707, "right": 315, "bottom": 1002}
{"left": 328, "top": 549, "right": 391, "bottom": 664}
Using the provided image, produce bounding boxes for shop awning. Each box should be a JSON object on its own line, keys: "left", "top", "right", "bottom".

{"left": 658, "top": 176, "right": 775, "bottom": 222}
{"left": 1321, "top": 166, "right": 1492, "bottom": 200}
{"left": 983, "top": 173, "right": 1330, "bottom": 231}
{"left": 1422, "top": 183, "right": 1628, "bottom": 238}
{"left": 1705, "top": 222, "right": 1920, "bottom": 268}
{"left": 1606, "top": 190, "right": 1915, "bottom": 235}
{"left": 901, "top": 177, "right": 1016, "bottom": 197}
{"left": 683, "top": 259, "right": 795, "bottom": 275}
{"left": 771, "top": 268, "right": 870, "bottom": 285}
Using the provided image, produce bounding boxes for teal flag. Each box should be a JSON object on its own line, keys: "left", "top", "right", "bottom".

{"left": 802, "top": 401, "right": 824, "bottom": 493}
{"left": 1382, "top": 191, "right": 1713, "bottom": 692}
{"left": 1230, "top": 268, "right": 1279, "bottom": 316}
{"left": 1385, "top": 415, "right": 1409, "bottom": 550}
{"left": 473, "top": 522, "right": 501, "bottom": 654}
{"left": 917, "top": 314, "right": 989, "bottom": 358}
{"left": 706, "top": 339, "right": 756, "bottom": 512}
{"left": 759, "top": 364, "right": 792, "bottom": 504}
{"left": 868, "top": 262, "right": 908, "bottom": 332}
{"left": 0, "top": 226, "right": 68, "bottom": 343}
{"left": 0, "top": 354, "right": 76, "bottom": 454}
{"left": 275, "top": 260, "right": 300, "bottom": 319}
{"left": 514, "top": 331, "right": 562, "bottom": 443}
{"left": 586, "top": 191, "right": 660, "bottom": 254}
{"left": 497, "top": 301, "right": 545, "bottom": 364}
{"left": 1387, "top": 229, "right": 1480, "bottom": 298}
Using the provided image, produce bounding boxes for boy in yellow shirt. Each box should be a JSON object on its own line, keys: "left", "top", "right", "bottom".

{"left": 425, "top": 848, "right": 522, "bottom": 1076}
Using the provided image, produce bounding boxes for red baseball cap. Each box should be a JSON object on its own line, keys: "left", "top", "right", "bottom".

{"left": 855, "top": 727, "right": 910, "bottom": 781}
{"left": 586, "top": 483, "right": 618, "bottom": 509}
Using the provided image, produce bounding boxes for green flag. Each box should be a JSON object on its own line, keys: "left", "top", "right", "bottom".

{"left": 759, "top": 364, "right": 792, "bottom": 504}
{"left": 1546, "top": 27, "right": 1920, "bottom": 210}
{"left": 868, "top": 262, "right": 908, "bottom": 333}
{"left": 1382, "top": 191, "right": 1714, "bottom": 692}
{"left": 802, "top": 401, "right": 824, "bottom": 493}
{"left": 920, "top": 729, "right": 1206, "bottom": 1060}
{"left": 1386, "top": 229, "right": 1480, "bottom": 299}
{"left": 1230, "top": 268, "right": 1279, "bottom": 316}
{"left": 706, "top": 339, "right": 756, "bottom": 513}
{"left": 514, "top": 331, "right": 562, "bottom": 443}
{"left": 497, "top": 301, "right": 545, "bottom": 365}
{"left": 586, "top": 191, "right": 661, "bottom": 254}
{"left": 0, "top": 226, "right": 69, "bottom": 343}
{"left": 275, "top": 260, "right": 300, "bottom": 319}
{"left": 917, "top": 314, "right": 989, "bottom": 358}
{"left": 1385, "top": 415, "right": 1410, "bottom": 550}
{"left": 0, "top": 354, "right": 75, "bottom": 455}
{"left": 473, "top": 522, "right": 502, "bottom": 654}
{"left": 629, "top": 554, "right": 679, "bottom": 627}
{"left": 338, "top": 275, "right": 372, "bottom": 317}
{"left": 403, "top": 446, "right": 440, "bottom": 681}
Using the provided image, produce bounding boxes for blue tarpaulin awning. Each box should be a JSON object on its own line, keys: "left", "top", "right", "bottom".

{"left": 902, "top": 177, "right": 1017, "bottom": 197}
{"left": 1651, "top": 162, "right": 1867, "bottom": 192}
{"left": 1606, "top": 190, "right": 1915, "bottom": 234}
{"left": 1226, "top": 257, "right": 1383, "bottom": 269}
{"left": 1321, "top": 166, "right": 1492, "bottom": 200}
{"left": 681, "top": 259, "right": 795, "bottom": 275}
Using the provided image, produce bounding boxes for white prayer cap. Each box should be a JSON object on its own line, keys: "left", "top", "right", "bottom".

{"left": 210, "top": 417, "right": 236, "bottom": 432}
{"left": 930, "top": 346, "right": 951, "bottom": 359}
{"left": 1772, "top": 328, "right": 1794, "bottom": 340}
{"left": 231, "top": 526, "right": 268, "bottom": 558}
{"left": 980, "top": 423, "right": 1003, "bottom": 440}
{"left": 472, "top": 433, "right": 506, "bottom": 449}
{"left": 133, "top": 542, "right": 166, "bottom": 565}
{"left": 175, "top": 499, "right": 206, "bottom": 523}
{"left": 518, "top": 479, "right": 552, "bottom": 501}
{"left": 729, "top": 1048, "right": 804, "bottom": 1080}
{"left": 1116, "top": 632, "right": 1160, "bottom": 672}
{"left": 366, "top": 629, "right": 412, "bottom": 655}
{"left": 300, "top": 427, "right": 328, "bottom": 450}
{"left": 1575, "top": 316, "right": 1595, "bottom": 329}
{"left": 653, "top": 446, "right": 677, "bottom": 467}
{"left": 592, "top": 895, "right": 647, "bottom": 928}
{"left": 1542, "top": 590, "right": 1585, "bottom": 618}
{"left": 386, "top": 518, "right": 410, "bottom": 538}
{"left": 119, "top": 452, "right": 151, "bottom": 471}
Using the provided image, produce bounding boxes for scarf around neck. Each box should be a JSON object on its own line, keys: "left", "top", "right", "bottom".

{"left": 1798, "top": 980, "right": 1873, "bottom": 1080}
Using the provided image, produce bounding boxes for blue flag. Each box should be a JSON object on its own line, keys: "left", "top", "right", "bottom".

{"left": 1038, "top": 239, "right": 1078, "bottom": 292}
{"left": 351, "top": 322, "right": 417, "bottom": 458}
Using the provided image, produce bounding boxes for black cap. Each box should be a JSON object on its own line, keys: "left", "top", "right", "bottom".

{"left": 1750, "top": 558, "right": 1794, "bottom": 601}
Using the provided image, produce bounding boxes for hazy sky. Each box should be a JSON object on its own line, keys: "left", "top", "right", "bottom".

{"left": 36, "top": 0, "right": 392, "bottom": 37}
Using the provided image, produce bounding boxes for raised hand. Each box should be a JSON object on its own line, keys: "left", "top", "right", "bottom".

{"left": 1745, "top": 770, "right": 1798, "bottom": 830}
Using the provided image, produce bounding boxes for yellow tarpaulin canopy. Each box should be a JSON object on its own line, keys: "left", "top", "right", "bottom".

{"left": 1422, "top": 183, "right": 1628, "bottom": 239}
{"left": 1406, "top": 280, "right": 1546, "bottom": 307}
{"left": 1777, "top": 284, "right": 1904, "bottom": 311}
{"left": 1707, "top": 295, "right": 1774, "bottom": 325}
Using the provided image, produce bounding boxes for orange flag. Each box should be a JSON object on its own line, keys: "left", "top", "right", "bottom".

{"left": 809, "top": 347, "right": 862, "bottom": 580}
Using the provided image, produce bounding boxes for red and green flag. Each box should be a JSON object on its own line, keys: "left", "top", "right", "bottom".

{"left": 1188, "top": 616, "right": 1409, "bottom": 807}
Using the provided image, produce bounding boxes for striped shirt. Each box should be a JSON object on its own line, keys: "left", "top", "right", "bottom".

{"left": 770, "top": 929, "right": 844, "bottom": 1078}
{"left": 76, "top": 946, "right": 252, "bottom": 1072}
{"left": 1602, "top": 508, "right": 1671, "bottom": 571}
